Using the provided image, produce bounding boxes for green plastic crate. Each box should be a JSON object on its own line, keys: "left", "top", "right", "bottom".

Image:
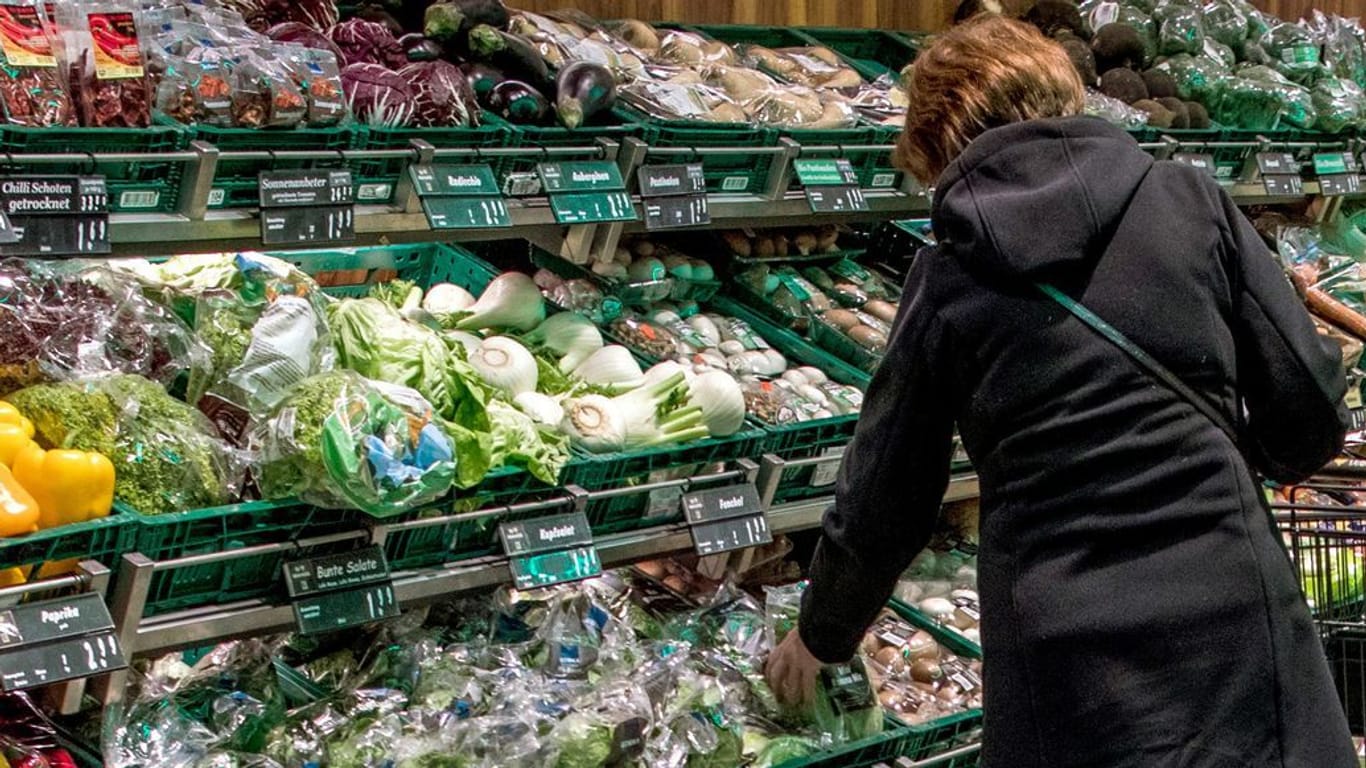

{"left": 0, "top": 123, "right": 188, "bottom": 212}
{"left": 616, "top": 104, "right": 780, "bottom": 195}
{"left": 0, "top": 509, "right": 134, "bottom": 573}
{"left": 709, "top": 297, "right": 871, "bottom": 504}
{"left": 797, "top": 27, "right": 919, "bottom": 80}
{"left": 563, "top": 429, "right": 768, "bottom": 533}
{"left": 354, "top": 120, "right": 510, "bottom": 204}
{"left": 130, "top": 499, "right": 366, "bottom": 617}
{"left": 495, "top": 115, "right": 641, "bottom": 190}
{"left": 781, "top": 599, "right": 984, "bottom": 768}
{"left": 810, "top": 312, "right": 884, "bottom": 373}
{"left": 186, "top": 121, "right": 362, "bottom": 209}
{"left": 274, "top": 241, "right": 501, "bottom": 298}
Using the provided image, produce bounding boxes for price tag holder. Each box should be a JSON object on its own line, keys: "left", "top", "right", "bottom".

{"left": 0, "top": 593, "right": 125, "bottom": 691}
{"left": 638, "top": 164, "right": 709, "bottom": 230}
{"left": 1351, "top": 408, "right": 1366, "bottom": 432}
{"left": 283, "top": 545, "right": 398, "bottom": 636}
{"left": 500, "top": 512, "right": 601, "bottom": 589}
{"left": 1314, "top": 151, "right": 1356, "bottom": 176}
{"left": 681, "top": 484, "right": 772, "bottom": 556}
{"left": 1256, "top": 152, "right": 1299, "bottom": 175}
{"left": 258, "top": 170, "right": 355, "bottom": 245}
{"left": 1174, "top": 153, "right": 1216, "bottom": 176}
{"left": 794, "top": 158, "right": 869, "bottom": 213}
{"left": 1320, "top": 173, "right": 1361, "bottom": 197}
{"left": 0, "top": 175, "right": 107, "bottom": 256}
{"left": 409, "top": 164, "right": 512, "bottom": 230}
{"left": 538, "top": 161, "right": 638, "bottom": 225}
{"left": 1262, "top": 175, "right": 1304, "bottom": 196}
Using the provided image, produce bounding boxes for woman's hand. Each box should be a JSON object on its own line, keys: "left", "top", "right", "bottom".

{"left": 765, "top": 629, "right": 823, "bottom": 709}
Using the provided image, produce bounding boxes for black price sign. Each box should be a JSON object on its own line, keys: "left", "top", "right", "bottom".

{"left": 1262, "top": 175, "right": 1304, "bottom": 196}
{"left": 638, "top": 164, "right": 709, "bottom": 230}
{"left": 1320, "top": 173, "right": 1362, "bottom": 197}
{"left": 284, "top": 546, "right": 399, "bottom": 635}
{"left": 1351, "top": 408, "right": 1366, "bottom": 432}
{"left": 0, "top": 593, "right": 125, "bottom": 691}
{"left": 637, "top": 164, "right": 706, "bottom": 196}
{"left": 0, "top": 175, "right": 108, "bottom": 256}
{"left": 644, "top": 195, "right": 709, "bottom": 230}
{"left": 501, "top": 512, "right": 601, "bottom": 589}
{"left": 1256, "top": 152, "right": 1299, "bottom": 175}
{"left": 410, "top": 164, "right": 512, "bottom": 230}
{"left": 805, "top": 186, "right": 870, "bottom": 213}
{"left": 681, "top": 484, "right": 771, "bottom": 556}
{"left": 1174, "top": 153, "right": 1216, "bottom": 176}
{"left": 258, "top": 170, "right": 355, "bottom": 245}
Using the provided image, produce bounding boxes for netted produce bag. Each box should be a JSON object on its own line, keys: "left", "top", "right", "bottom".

{"left": 1154, "top": 2, "right": 1206, "bottom": 56}
{"left": 1155, "top": 53, "right": 1229, "bottom": 101}
{"left": 1311, "top": 75, "right": 1365, "bottom": 132}
{"left": 1085, "top": 88, "right": 1151, "bottom": 127}
{"left": 5, "top": 374, "right": 243, "bottom": 514}
{"left": 256, "top": 371, "right": 457, "bottom": 516}
{"left": 1261, "top": 21, "right": 1323, "bottom": 84}
{"left": 1213, "top": 75, "right": 1283, "bottom": 129}
{"left": 0, "top": 260, "right": 206, "bottom": 397}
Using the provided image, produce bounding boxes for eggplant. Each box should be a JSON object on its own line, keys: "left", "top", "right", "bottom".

{"left": 467, "top": 24, "right": 553, "bottom": 93}
{"left": 463, "top": 62, "right": 506, "bottom": 107}
{"left": 425, "top": 0, "right": 510, "bottom": 51}
{"left": 488, "top": 80, "right": 550, "bottom": 125}
{"left": 555, "top": 61, "right": 616, "bottom": 129}
{"left": 399, "top": 33, "right": 445, "bottom": 62}
{"left": 354, "top": 3, "right": 405, "bottom": 36}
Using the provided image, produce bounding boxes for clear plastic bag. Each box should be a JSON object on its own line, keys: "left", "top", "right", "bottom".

{"left": 1213, "top": 75, "right": 1284, "bottom": 129}
{"left": 1202, "top": 0, "right": 1249, "bottom": 47}
{"left": 1261, "top": 20, "right": 1323, "bottom": 84}
{"left": 0, "top": 0, "right": 76, "bottom": 126}
{"left": 0, "top": 259, "right": 206, "bottom": 395}
{"left": 740, "top": 45, "right": 864, "bottom": 90}
{"left": 1084, "top": 87, "right": 1151, "bottom": 128}
{"left": 1311, "top": 76, "right": 1363, "bottom": 132}
{"left": 256, "top": 370, "right": 457, "bottom": 516}
{"left": 1156, "top": 53, "right": 1229, "bottom": 101}
{"left": 1154, "top": 3, "right": 1206, "bottom": 56}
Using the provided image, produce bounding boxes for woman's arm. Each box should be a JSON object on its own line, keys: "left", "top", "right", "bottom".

{"left": 797, "top": 259, "right": 959, "bottom": 663}
{"left": 1216, "top": 186, "right": 1348, "bottom": 483}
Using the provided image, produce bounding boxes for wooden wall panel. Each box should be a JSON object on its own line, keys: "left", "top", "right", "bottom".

{"left": 510, "top": 1, "right": 1366, "bottom": 32}
{"left": 511, "top": 1, "right": 959, "bottom": 32}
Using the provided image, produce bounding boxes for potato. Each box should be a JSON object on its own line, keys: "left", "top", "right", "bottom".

{"left": 708, "top": 102, "right": 748, "bottom": 123}
{"left": 701, "top": 40, "right": 737, "bottom": 65}
{"left": 863, "top": 299, "right": 898, "bottom": 324}
{"left": 808, "top": 46, "right": 842, "bottom": 67}
{"left": 823, "top": 68, "right": 865, "bottom": 89}
{"left": 614, "top": 19, "right": 660, "bottom": 52}
{"left": 849, "top": 324, "right": 888, "bottom": 351}
{"left": 824, "top": 309, "right": 860, "bottom": 330}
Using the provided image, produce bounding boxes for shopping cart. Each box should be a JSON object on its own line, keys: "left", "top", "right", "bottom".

{"left": 1274, "top": 478, "right": 1366, "bottom": 734}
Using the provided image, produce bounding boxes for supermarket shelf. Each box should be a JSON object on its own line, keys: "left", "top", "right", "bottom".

{"left": 115, "top": 474, "right": 979, "bottom": 660}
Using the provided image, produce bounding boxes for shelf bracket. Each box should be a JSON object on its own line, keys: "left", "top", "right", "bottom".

{"left": 175, "top": 141, "right": 219, "bottom": 221}
{"left": 391, "top": 138, "right": 437, "bottom": 215}
{"left": 93, "top": 553, "right": 155, "bottom": 708}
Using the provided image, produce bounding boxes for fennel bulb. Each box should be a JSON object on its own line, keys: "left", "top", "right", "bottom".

{"left": 525, "top": 313, "right": 604, "bottom": 373}
{"left": 470, "top": 336, "right": 538, "bottom": 397}
{"left": 560, "top": 370, "right": 710, "bottom": 453}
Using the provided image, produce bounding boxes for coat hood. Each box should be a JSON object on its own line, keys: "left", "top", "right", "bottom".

{"left": 931, "top": 116, "right": 1155, "bottom": 279}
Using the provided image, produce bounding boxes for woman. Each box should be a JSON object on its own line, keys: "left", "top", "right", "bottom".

{"left": 765, "top": 15, "right": 1356, "bottom": 768}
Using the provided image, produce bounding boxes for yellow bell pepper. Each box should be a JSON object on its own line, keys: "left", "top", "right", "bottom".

{"left": 0, "top": 566, "right": 24, "bottom": 587}
{"left": 0, "top": 423, "right": 32, "bottom": 467}
{"left": 0, "top": 463, "right": 38, "bottom": 537}
{"left": 11, "top": 443, "right": 115, "bottom": 529}
{"left": 0, "top": 402, "right": 33, "bottom": 438}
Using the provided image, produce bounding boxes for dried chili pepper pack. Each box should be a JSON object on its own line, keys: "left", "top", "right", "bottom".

{"left": 0, "top": 0, "right": 74, "bottom": 126}
{"left": 59, "top": 0, "right": 151, "bottom": 127}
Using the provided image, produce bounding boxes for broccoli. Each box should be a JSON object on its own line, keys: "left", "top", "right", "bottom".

{"left": 5, "top": 381, "right": 118, "bottom": 456}
{"left": 258, "top": 372, "right": 350, "bottom": 502}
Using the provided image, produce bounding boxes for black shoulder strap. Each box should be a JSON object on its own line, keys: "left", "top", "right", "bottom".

{"left": 1037, "top": 282, "right": 1241, "bottom": 447}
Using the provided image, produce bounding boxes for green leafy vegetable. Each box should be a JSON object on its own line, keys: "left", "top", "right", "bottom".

{"left": 368, "top": 279, "right": 423, "bottom": 311}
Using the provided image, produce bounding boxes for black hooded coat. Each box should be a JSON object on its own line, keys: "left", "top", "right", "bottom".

{"left": 799, "top": 116, "right": 1356, "bottom": 767}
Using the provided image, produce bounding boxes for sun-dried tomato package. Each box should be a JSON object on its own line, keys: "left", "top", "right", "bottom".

{"left": 59, "top": 0, "right": 152, "bottom": 127}
{"left": 229, "top": 46, "right": 304, "bottom": 128}
{"left": 283, "top": 44, "right": 345, "bottom": 127}
{"left": 0, "top": 0, "right": 74, "bottom": 126}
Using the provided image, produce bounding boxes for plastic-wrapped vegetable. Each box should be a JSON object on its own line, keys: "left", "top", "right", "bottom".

{"left": 1154, "top": 3, "right": 1206, "bottom": 56}
{"left": 256, "top": 371, "right": 457, "bottom": 516}
{"left": 1317, "top": 11, "right": 1366, "bottom": 88}
{"left": 1202, "top": 0, "right": 1249, "bottom": 47}
{"left": 6, "top": 374, "right": 242, "bottom": 514}
{"left": 1239, "top": 65, "right": 1316, "bottom": 127}
{"left": 1313, "top": 76, "right": 1366, "bottom": 132}
{"left": 0, "top": 260, "right": 206, "bottom": 396}
{"left": 1214, "top": 75, "right": 1283, "bottom": 129}
{"left": 1262, "top": 21, "right": 1323, "bottom": 84}
{"left": 1155, "top": 53, "right": 1228, "bottom": 101}
{"left": 1084, "top": 88, "right": 1151, "bottom": 128}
